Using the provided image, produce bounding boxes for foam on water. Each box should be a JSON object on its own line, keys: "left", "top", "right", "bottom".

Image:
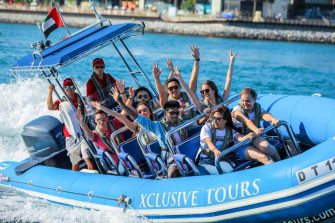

{"left": 0, "top": 187, "right": 141, "bottom": 223}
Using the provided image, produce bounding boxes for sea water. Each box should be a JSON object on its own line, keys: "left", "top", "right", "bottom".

{"left": 0, "top": 22, "right": 334, "bottom": 222}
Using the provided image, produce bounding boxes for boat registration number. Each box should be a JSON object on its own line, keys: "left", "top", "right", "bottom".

{"left": 296, "top": 157, "right": 335, "bottom": 184}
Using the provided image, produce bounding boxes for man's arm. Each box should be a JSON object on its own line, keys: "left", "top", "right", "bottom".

{"left": 47, "top": 84, "right": 58, "bottom": 110}
{"left": 173, "top": 66, "right": 202, "bottom": 113}
{"left": 152, "top": 63, "right": 167, "bottom": 107}
{"left": 232, "top": 110, "right": 263, "bottom": 135}
{"left": 91, "top": 101, "right": 137, "bottom": 133}
{"left": 75, "top": 109, "right": 94, "bottom": 141}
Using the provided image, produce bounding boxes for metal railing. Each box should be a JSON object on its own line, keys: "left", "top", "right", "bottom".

{"left": 165, "top": 94, "right": 240, "bottom": 149}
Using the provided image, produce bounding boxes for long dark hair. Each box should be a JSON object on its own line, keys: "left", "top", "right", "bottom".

{"left": 202, "top": 80, "right": 220, "bottom": 99}
{"left": 211, "top": 106, "right": 236, "bottom": 130}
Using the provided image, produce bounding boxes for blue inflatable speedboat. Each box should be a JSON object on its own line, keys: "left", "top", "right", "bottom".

{"left": 1, "top": 8, "right": 334, "bottom": 223}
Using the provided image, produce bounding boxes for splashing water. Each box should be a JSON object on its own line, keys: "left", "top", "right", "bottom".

{"left": 0, "top": 187, "right": 141, "bottom": 223}
{"left": 0, "top": 79, "right": 143, "bottom": 223}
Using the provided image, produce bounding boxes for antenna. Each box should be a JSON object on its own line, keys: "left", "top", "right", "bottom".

{"left": 89, "top": 0, "right": 105, "bottom": 22}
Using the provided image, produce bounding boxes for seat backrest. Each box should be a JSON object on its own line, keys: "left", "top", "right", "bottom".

{"left": 175, "top": 134, "right": 200, "bottom": 162}
{"left": 187, "top": 125, "right": 202, "bottom": 137}
{"left": 120, "top": 138, "right": 146, "bottom": 165}
{"left": 146, "top": 140, "right": 161, "bottom": 155}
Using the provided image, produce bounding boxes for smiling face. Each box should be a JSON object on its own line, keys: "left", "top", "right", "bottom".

{"left": 136, "top": 90, "right": 150, "bottom": 103}
{"left": 240, "top": 93, "right": 255, "bottom": 112}
{"left": 136, "top": 104, "right": 152, "bottom": 119}
{"left": 212, "top": 111, "right": 227, "bottom": 130}
{"left": 200, "top": 84, "right": 215, "bottom": 99}
{"left": 94, "top": 112, "right": 108, "bottom": 131}
{"left": 167, "top": 81, "right": 181, "bottom": 99}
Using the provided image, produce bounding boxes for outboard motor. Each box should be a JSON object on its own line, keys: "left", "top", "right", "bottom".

{"left": 21, "top": 116, "right": 65, "bottom": 158}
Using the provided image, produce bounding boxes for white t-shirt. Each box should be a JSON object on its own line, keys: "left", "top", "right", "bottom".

{"left": 200, "top": 123, "right": 238, "bottom": 150}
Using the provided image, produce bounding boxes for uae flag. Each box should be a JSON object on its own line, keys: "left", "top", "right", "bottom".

{"left": 41, "top": 6, "right": 64, "bottom": 37}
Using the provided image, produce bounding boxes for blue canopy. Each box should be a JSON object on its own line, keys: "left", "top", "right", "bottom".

{"left": 11, "top": 22, "right": 144, "bottom": 73}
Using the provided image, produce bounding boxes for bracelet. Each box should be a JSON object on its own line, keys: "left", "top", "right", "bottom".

{"left": 129, "top": 97, "right": 134, "bottom": 99}
{"left": 119, "top": 92, "right": 125, "bottom": 94}
{"left": 194, "top": 58, "right": 200, "bottom": 62}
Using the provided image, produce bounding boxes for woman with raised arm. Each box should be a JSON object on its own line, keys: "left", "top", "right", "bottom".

{"left": 91, "top": 92, "right": 157, "bottom": 146}
{"left": 232, "top": 88, "right": 281, "bottom": 162}
{"left": 200, "top": 49, "right": 236, "bottom": 109}
{"left": 198, "top": 106, "right": 274, "bottom": 176}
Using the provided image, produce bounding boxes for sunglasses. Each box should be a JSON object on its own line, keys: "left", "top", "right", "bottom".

{"left": 137, "top": 108, "right": 149, "bottom": 114}
{"left": 168, "top": 85, "right": 179, "bottom": 91}
{"left": 167, "top": 111, "right": 180, "bottom": 116}
{"left": 212, "top": 117, "right": 223, "bottom": 122}
{"left": 64, "top": 85, "right": 75, "bottom": 90}
{"left": 200, "top": 89, "right": 210, "bottom": 95}
{"left": 137, "top": 94, "right": 149, "bottom": 100}
{"left": 94, "top": 66, "right": 105, "bottom": 69}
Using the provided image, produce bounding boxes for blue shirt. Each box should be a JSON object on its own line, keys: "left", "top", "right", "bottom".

{"left": 134, "top": 115, "right": 168, "bottom": 149}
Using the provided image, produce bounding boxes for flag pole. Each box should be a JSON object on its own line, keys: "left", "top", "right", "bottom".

{"left": 52, "top": 1, "right": 71, "bottom": 37}
{"left": 37, "top": 22, "right": 48, "bottom": 42}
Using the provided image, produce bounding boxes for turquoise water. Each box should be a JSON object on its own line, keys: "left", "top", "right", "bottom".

{"left": 1, "top": 23, "right": 335, "bottom": 98}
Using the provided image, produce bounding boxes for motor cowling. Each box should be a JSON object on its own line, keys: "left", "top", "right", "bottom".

{"left": 21, "top": 116, "right": 65, "bottom": 158}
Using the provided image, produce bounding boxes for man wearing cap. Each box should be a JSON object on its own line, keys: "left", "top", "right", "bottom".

{"left": 47, "top": 78, "right": 95, "bottom": 171}
{"left": 86, "top": 58, "right": 117, "bottom": 106}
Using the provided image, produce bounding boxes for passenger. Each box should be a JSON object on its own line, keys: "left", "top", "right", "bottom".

{"left": 198, "top": 106, "right": 272, "bottom": 175}
{"left": 152, "top": 64, "right": 201, "bottom": 120}
{"left": 112, "top": 88, "right": 188, "bottom": 178}
{"left": 91, "top": 99, "right": 157, "bottom": 146}
{"left": 152, "top": 45, "right": 200, "bottom": 120}
{"left": 126, "top": 86, "right": 161, "bottom": 116}
{"left": 232, "top": 88, "right": 281, "bottom": 162}
{"left": 76, "top": 109, "right": 126, "bottom": 175}
{"left": 86, "top": 58, "right": 127, "bottom": 111}
{"left": 47, "top": 78, "right": 95, "bottom": 171}
{"left": 200, "top": 49, "right": 236, "bottom": 109}
{"left": 197, "top": 49, "right": 236, "bottom": 124}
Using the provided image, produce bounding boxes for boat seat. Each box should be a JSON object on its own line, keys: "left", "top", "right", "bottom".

{"left": 186, "top": 125, "right": 202, "bottom": 137}
{"left": 143, "top": 140, "right": 168, "bottom": 178}
{"left": 118, "top": 137, "right": 156, "bottom": 179}
{"left": 172, "top": 134, "right": 201, "bottom": 176}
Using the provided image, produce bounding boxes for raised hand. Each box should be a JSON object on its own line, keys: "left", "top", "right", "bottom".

{"left": 227, "top": 49, "right": 236, "bottom": 62}
{"left": 191, "top": 45, "right": 200, "bottom": 60}
{"left": 116, "top": 80, "right": 126, "bottom": 93}
{"left": 204, "top": 108, "right": 211, "bottom": 116}
{"left": 166, "top": 59, "right": 174, "bottom": 72}
{"left": 173, "top": 66, "right": 181, "bottom": 79}
{"left": 91, "top": 101, "right": 102, "bottom": 110}
{"left": 110, "top": 86, "right": 120, "bottom": 103}
{"left": 152, "top": 63, "right": 162, "bottom": 78}
{"left": 48, "top": 84, "right": 55, "bottom": 93}
{"left": 128, "top": 87, "right": 135, "bottom": 98}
